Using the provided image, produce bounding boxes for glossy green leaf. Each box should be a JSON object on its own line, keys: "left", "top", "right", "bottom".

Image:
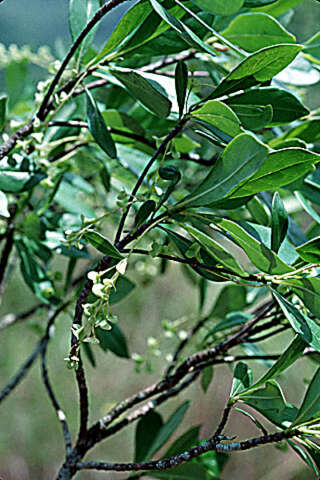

{"left": 109, "top": 277, "right": 135, "bottom": 305}
{"left": 230, "top": 148, "right": 319, "bottom": 198}
{"left": 135, "top": 411, "right": 164, "bottom": 462}
{"left": 211, "top": 44, "right": 302, "bottom": 98}
{"left": 296, "top": 237, "right": 320, "bottom": 263}
{"left": 225, "top": 87, "right": 309, "bottom": 126}
{"left": 273, "top": 291, "right": 320, "bottom": 353}
{"left": 222, "top": 13, "right": 295, "bottom": 52}
{"left": 247, "top": 196, "right": 269, "bottom": 225}
{"left": 96, "top": 322, "right": 129, "bottom": 358}
{"left": 0, "top": 190, "right": 9, "bottom": 218}
{"left": 241, "top": 336, "right": 306, "bottom": 396}
{"left": 165, "top": 425, "right": 201, "bottom": 456}
{"left": 86, "top": 89, "right": 117, "bottom": 158}
{"left": 271, "top": 192, "right": 288, "bottom": 252}
{"left": 96, "top": 1, "right": 151, "bottom": 59}
{"left": 244, "top": 0, "right": 278, "bottom": 5}
{"left": 191, "top": 0, "right": 244, "bottom": 15}
{"left": 229, "top": 104, "right": 273, "bottom": 131}
{"left": 0, "top": 95, "right": 7, "bottom": 131}
{"left": 110, "top": 67, "right": 172, "bottom": 118}
{"left": 146, "top": 401, "right": 190, "bottom": 459}
{"left": 213, "top": 218, "right": 293, "bottom": 274}
{"left": 150, "top": 0, "right": 216, "bottom": 57}
{"left": 196, "top": 449, "right": 229, "bottom": 477}
{"left": 165, "top": 228, "right": 226, "bottom": 282}
{"left": 293, "top": 367, "right": 320, "bottom": 426}
{"left": 288, "top": 440, "right": 320, "bottom": 477}
{"left": 178, "top": 133, "right": 268, "bottom": 208}
{"left": 16, "top": 238, "right": 58, "bottom": 305}
{"left": 284, "top": 277, "right": 320, "bottom": 318}
{"left": 84, "top": 230, "right": 123, "bottom": 259}
{"left": 239, "top": 380, "right": 298, "bottom": 426}
{"left": 175, "top": 61, "right": 188, "bottom": 118}
{"left": 135, "top": 200, "right": 156, "bottom": 228}
{"left": 192, "top": 100, "right": 242, "bottom": 137}
{"left": 69, "top": 0, "right": 100, "bottom": 56}
{"left": 304, "top": 32, "right": 320, "bottom": 64}
{"left": 82, "top": 342, "right": 96, "bottom": 368}
{"left": 205, "top": 312, "right": 251, "bottom": 341}
{"left": 201, "top": 365, "right": 214, "bottom": 393}
{"left": 209, "top": 285, "right": 247, "bottom": 319}
{"left": 281, "top": 119, "right": 320, "bottom": 143}
{"left": 182, "top": 223, "right": 247, "bottom": 276}
{"left": 252, "top": 0, "right": 305, "bottom": 17}
{"left": 231, "top": 362, "right": 253, "bottom": 398}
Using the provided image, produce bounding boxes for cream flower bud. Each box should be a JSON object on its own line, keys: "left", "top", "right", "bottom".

{"left": 116, "top": 258, "right": 127, "bottom": 275}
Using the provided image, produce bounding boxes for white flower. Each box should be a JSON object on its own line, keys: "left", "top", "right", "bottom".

{"left": 92, "top": 283, "right": 105, "bottom": 298}
{"left": 116, "top": 258, "right": 127, "bottom": 275}
{"left": 87, "top": 271, "right": 99, "bottom": 283}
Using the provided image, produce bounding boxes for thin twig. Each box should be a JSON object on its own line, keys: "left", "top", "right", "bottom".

{"left": 41, "top": 305, "right": 73, "bottom": 455}
{"left": 75, "top": 429, "right": 298, "bottom": 473}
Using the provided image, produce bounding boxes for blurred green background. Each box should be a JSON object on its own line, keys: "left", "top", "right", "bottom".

{"left": 1, "top": 1, "right": 320, "bottom": 479}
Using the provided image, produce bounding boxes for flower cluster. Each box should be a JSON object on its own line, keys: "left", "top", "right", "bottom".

{"left": 72, "top": 259, "right": 127, "bottom": 344}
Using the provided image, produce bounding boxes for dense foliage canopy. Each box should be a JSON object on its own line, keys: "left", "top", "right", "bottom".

{"left": 2, "top": 0, "right": 320, "bottom": 478}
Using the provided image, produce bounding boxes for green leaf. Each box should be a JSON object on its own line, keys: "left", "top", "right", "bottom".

{"left": 82, "top": 342, "right": 96, "bottom": 368}
{"left": 165, "top": 228, "right": 226, "bottom": 282}
{"left": 296, "top": 237, "right": 320, "bottom": 263}
{"left": 16, "top": 238, "right": 58, "bottom": 305}
{"left": 244, "top": 0, "right": 278, "bottom": 5}
{"left": 0, "top": 95, "right": 7, "bottom": 131}
{"left": 271, "top": 193, "right": 288, "bottom": 252}
{"left": 304, "top": 31, "right": 320, "bottom": 64}
{"left": 150, "top": 463, "right": 208, "bottom": 479}
{"left": 288, "top": 440, "right": 320, "bottom": 477}
{"left": 135, "top": 200, "right": 156, "bottom": 228}
{"left": 182, "top": 223, "right": 247, "bottom": 276}
{"left": 110, "top": 67, "right": 172, "bottom": 118}
{"left": 273, "top": 291, "right": 320, "bottom": 353}
{"left": 192, "top": 0, "right": 244, "bottom": 15}
{"left": 293, "top": 367, "right": 320, "bottom": 426}
{"left": 175, "top": 61, "right": 188, "bottom": 119}
{"left": 150, "top": 0, "right": 216, "bottom": 57}
{"left": 211, "top": 44, "right": 302, "bottom": 98}
{"left": 231, "top": 362, "right": 253, "bottom": 398}
{"left": 213, "top": 218, "right": 293, "bottom": 274}
{"left": 228, "top": 104, "right": 273, "bottom": 131}
{"left": 96, "top": 0, "right": 152, "bottom": 60}
{"left": 0, "top": 191, "right": 10, "bottom": 218}
{"left": 222, "top": 13, "right": 295, "bottom": 52}
{"left": 209, "top": 285, "right": 247, "bottom": 319}
{"left": 165, "top": 425, "right": 201, "bottom": 456}
{"left": 86, "top": 89, "right": 117, "bottom": 158}
{"left": 284, "top": 277, "right": 320, "bottom": 318}
{"left": 201, "top": 365, "right": 214, "bottom": 393}
{"left": 135, "top": 411, "right": 164, "bottom": 462}
{"left": 239, "top": 380, "right": 298, "bottom": 426}
{"left": 281, "top": 119, "right": 320, "bottom": 143}
{"left": 252, "top": 0, "right": 305, "bottom": 17}
{"left": 192, "top": 100, "right": 242, "bottom": 137}
{"left": 109, "top": 277, "right": 135, "bottom": 305}
{"left": 96, "top": 322, "right": 129, "bottom": 358}
{"left": 84, "top": 230, "right": 123, "bottom": 259}
{"left": 178, "top": 133, "right": 268, "bottom": 208}
{"left": 69, "top": 0, "right": 100, "bottom": 56}
{"left": 196, "top": 450, "right": 229, "bottom": 477}
{"left": 205, "top": 312, "right": 251, "bottom": 341}
{"left": 146, "top": 401, "right": 190, "bottom": 459}
{"left": 225, "top": 87, "right": 309, "bottom": 126}
{"left": 240, "top": 336, "right": 306, "bottom": 396}
{"left": 230, "top": 148, "right": 319, "bottom": 198}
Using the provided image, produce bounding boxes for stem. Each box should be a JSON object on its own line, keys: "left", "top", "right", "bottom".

{"left": 37, "top": 0, "right": 128, "bottom": 120}
{"left": 114, "top": 118, "right": 188, "bottom": 244}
